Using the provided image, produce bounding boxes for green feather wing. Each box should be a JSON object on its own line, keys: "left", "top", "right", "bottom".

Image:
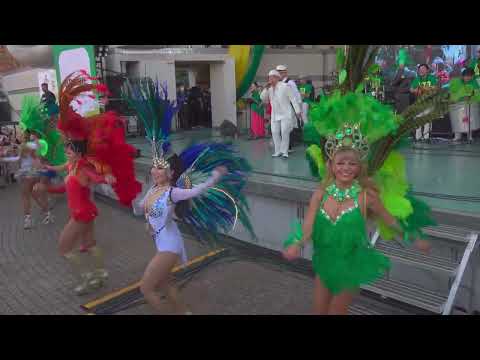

{"left": 306, "top": 144, "right": 326, "bottom": 179}
{"left": 19, "top": 95, "right": 66, "bottom": 165}
{"left": 373, "top": 151, "right": 412, "bottom": 240}
{"left": 19, "top": 96, "right": 47, "bottom": 137}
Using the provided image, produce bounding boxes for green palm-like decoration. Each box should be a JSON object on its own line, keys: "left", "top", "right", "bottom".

{"left": 335, "top": 45, "right": 380, "bottom": 94}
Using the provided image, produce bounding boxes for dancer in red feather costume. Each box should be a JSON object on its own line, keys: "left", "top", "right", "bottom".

{"left": 46, "top": 71, "right": 142, "bottom": 295}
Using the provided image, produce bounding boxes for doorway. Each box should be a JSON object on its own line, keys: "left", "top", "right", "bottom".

{"left": 176, "top": 62, "right": 212, "bottom": 130}
{"left": 121, "top": 61, "right": 141, "bottom": 79}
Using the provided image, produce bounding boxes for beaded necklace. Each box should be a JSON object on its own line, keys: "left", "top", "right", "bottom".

{"left": 325, "top": 180, "right": 361, "bottom": 202}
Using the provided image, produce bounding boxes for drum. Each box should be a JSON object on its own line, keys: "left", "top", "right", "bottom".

{"left": 449, "top": 102, "right": 480, "bottom": 134}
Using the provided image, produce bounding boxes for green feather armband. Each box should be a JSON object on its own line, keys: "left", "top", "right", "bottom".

{"left": 395, "top": 194, "right": 436, "bottom": 246}
{"left": 283, "top": 221, "right": 305, "bottom": 249}
{"left": 396, "top": 219, "right": 419, "bottom": 246}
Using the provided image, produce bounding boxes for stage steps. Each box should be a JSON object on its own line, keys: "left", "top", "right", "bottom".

{"left": 376, "top": 241, "right": 458, "bottom": 275}
{"left": 362, "top": 278, "right": 447, "bottom": 313}
{"left": 349, "top": 295, "right": 427, "bottom": 315}
{"left": 349, "top": 303, "right": 384, "bottom": 315}
{"left": 363, "top": 224, "right": 478, "bottom": 315}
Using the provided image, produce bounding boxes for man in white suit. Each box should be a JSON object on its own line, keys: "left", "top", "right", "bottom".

{"left": 261, "top": 70, "right": 301, "bottom": 159}
{"left": 276, "top": 64, "right": 302, "bottom": 152}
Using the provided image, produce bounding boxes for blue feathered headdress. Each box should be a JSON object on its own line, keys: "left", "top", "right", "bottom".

{"left": 122, "top": 77, "right": 184, "bottom": 166}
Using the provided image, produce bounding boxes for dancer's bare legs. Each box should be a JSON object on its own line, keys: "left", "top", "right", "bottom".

{"left": 312, "top": 277, "right": 332, "bottom": 315}
{"left": 328, "top": 291, "right": 356, "bottom": 315}
{"left": 59, "top": 218, "right": 87, "bottom": 255}
{"left": 82, "top": 221, "right": 108, "bottom": 280}
{"left": 32, "top": 181, "right": 51, "bottom": 223}
{"left": 140, "top": 252, "right": 189, "bottom": 314}
{"left": 59, "top": 218, "right": 95, "bottom": 294}
{"left": 312, "top": 276, "right": 356, "bottom": 315}
{"left": 21, "top": 178, "right": 39, "bottom": 214}
{"left": 21, "top": 177, "right": 40, "bottom": 228}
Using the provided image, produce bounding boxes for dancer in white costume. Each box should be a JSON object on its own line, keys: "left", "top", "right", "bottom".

{"left": 136, "top": 157, "right": 227, "bottom": 314}
{"left": 124, "top": 77, "right": 255, "bottom": 314}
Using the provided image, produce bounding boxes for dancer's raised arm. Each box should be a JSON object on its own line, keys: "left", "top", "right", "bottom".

{"left": 170, "top": 166, "right": 227, "bottom": 203}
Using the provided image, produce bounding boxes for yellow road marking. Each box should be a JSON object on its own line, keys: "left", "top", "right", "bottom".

{"left": 82, "top": 248, "right": 226, "bottom": 311}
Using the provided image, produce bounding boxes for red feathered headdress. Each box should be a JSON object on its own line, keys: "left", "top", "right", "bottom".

{"left": 57, "top": 71, "right": 142, "bottom": 207}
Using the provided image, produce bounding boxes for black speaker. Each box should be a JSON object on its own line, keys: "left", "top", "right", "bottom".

{"left": 0, "top": 92, "right": 11, "bottom": 123}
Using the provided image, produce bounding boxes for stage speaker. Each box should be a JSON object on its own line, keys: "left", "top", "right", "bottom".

{"left": 0, "top": 95, "right": 11, "bottom": 123}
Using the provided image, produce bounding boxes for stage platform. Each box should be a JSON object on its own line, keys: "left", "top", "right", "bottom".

{"left": 128, "top": 129, "right": 480, "bottom": 229}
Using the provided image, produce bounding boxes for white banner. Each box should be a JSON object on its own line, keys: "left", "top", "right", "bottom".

{"left": 58, "top": 47, "right": 99, "bottom": 116}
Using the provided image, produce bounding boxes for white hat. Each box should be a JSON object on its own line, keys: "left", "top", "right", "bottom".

{"left": 268, "top": 70, "right": 281, "bottom": 78}
{"left": 276, "top": 65, "right": 288, "bottom": 71}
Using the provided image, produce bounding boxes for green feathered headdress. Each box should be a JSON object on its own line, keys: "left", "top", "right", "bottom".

{"left": 19, "top": 96, "right": 47, "bottom": 137}
{"left": 305, "top": 90, "right": 401, "bottom": 180}
{"left": 308, "top": 90, "right": 401, "bottom": 145}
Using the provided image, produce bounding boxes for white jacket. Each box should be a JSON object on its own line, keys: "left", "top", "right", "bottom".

{"left": 260, "top": 81, "right": 301, "bottom": 123}
{"left": 283, "top": 78, "right": 302, "bottom": 106}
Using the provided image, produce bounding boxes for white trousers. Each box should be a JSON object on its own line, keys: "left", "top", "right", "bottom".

{"left": 301, "top": 102, "right": 309, "bottom": 124}
{"left": 415, "top": 123, "right": 431, "bottom": 140}
{"left": 271, "top": 120, "right": 292, "bottom": 155}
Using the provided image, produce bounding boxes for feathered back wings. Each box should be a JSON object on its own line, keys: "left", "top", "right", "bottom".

{"left": 176, "top": 142, "right": 256, "bottom": 242}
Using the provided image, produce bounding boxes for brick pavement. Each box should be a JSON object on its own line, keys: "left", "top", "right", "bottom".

{"left": 0, "top": 183, "right": 315, "bottom": 315}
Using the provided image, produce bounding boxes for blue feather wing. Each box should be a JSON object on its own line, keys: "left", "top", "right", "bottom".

{"left": 176, "top": 141, "right": 256, "bottom": 241}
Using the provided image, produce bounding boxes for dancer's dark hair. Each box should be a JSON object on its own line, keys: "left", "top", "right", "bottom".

{"left": 167, "top": 153, "right": 191, "bottom": 219}
{"left": 66, "top": 140, "right": 88, "bottom": 156}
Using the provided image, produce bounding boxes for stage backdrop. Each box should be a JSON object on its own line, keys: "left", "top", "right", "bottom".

{"left": 52, "top": 45, "right": 99, "bottom": 116}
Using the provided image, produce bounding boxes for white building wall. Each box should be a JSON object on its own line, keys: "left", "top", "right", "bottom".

{"left": 2, "top": 68, "right": 50, "bottom": 121}
{"left": 254, "top": 46, "right": 341, "bottom": 89}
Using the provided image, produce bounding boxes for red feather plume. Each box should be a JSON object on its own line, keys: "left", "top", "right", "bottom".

{"left": 57, "top": 71, "right": 142, "bottom": 206}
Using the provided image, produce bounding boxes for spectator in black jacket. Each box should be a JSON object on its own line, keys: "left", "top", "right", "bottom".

{"left": 40, "top": 83, "right": 56, "bottom": 106}
{"left": 391, "top": 63, "right": 413, "bottom": 113}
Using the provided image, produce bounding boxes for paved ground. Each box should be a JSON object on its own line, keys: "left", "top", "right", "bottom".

{"left": 0, "top": 182, "right": 316, "bottom": 315}
{"left": 0, "top": 182, "right": 432, "bottom": 315}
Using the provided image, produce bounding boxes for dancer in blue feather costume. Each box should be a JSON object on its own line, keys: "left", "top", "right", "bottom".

{"left": 124, "top": 78, "right": 255, "bottom": 314}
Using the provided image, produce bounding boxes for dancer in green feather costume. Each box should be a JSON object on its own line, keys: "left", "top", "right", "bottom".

{"left": 19, "top": 96, "right": 66, "bottom": 166}
{"left": 18, "top": 95, "right": 65, "bottom": 228}
{"left": 283, "top": 88, "right": 435, "bottom": 315}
